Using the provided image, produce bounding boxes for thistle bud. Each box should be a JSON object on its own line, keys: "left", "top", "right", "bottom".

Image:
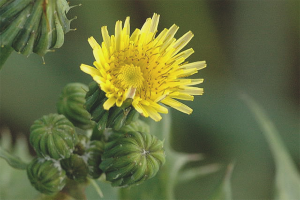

{"left": 60, "top": 154, "right": 88, "bottom": 183}
{"left": 27, "top": 157, "right": 66, "bottom": 195}
{"left": 100, "top": 131, "right": 165, "bottom": 187}
{"left": 57, "top": 83, "right": 93, "bottom": 130}
{"left": 30, "top": 114, "right": 78, "bottom": 160}
{"left": 85, "top": 81, "right": 139, "bottom": 132}
{"left": 0, "top": 0, "right": 76, "bottom": 57}
{"left": 85, "top": 140, "right": 105, "bottom": 179}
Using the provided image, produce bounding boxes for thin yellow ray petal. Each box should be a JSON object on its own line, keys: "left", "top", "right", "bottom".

{"left": 149, "top": 102, "right": 169, "bottom": 114}
{"left": 169, "top": 92, "right": 194, "bottom": 101}
{"left": 124, "top": 17, "right": 130, "bottom": 35}
{"left": 180, "top": 79, "right": 204, "bottom": 86}
{"left": 101, "top": 26, "right": 111, "bottom": 49}
{"left": 170, "top": 31, "right": 194, "bottom": 57}
{"left": 115, "top": 20, "right": 122, "bottom": 51}
{"left": 144, "top": 106, "right": 162, "bottom": 122}
{"left": 161, "top": 97, "right": 193, "bottom": 114}
{"left": 88, "top": 37, "right": 100, "bottom": 49}
{"left": 103, "top": 97, "right": 116, "bottom": 110}
{"left": 173, "top": 48, "right": 194, "bottom": 60}
{"left": 182, "top": 61, "right": 206, "bottom": 70}
{"left": 80, "top": 64, "right": 100, "bottom": 76}
{"left": 150, "top": 13, "right": 160, "bottom": 33}
{"left": 181, "top": 87, "right": 204, "bottom": 95}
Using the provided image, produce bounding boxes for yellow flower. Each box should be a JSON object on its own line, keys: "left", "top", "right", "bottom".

{"left": 80, "top": 13, "right": 206, "bottom": 122}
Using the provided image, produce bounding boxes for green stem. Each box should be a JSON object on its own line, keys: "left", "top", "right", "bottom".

{"left": 0, "top": 45, "right": 14, "bottom": 70}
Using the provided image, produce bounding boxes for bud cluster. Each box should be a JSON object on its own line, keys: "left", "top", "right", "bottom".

{"left": 27, "top": 82, "right": 166, "bottom": 196}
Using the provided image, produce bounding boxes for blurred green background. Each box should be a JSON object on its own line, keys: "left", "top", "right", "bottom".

{"left": 0, "top": 0, "right": 299, "bottom": 199}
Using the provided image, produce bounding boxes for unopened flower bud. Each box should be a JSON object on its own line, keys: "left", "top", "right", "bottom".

{"left": 100, "top": 131, "right": 165, "bottom": 187}
{"left": 57, "top": 83, "right": 93, "bottom": 130}
{"left": 60, "top": 154, "right": 88, "bottom": 183}
{"left": 30, "top": 114, "right": 78, "bottom": 160}
{"left": 85, "top": 140, "right": 105, "bottom": 179}
{"left": 27, "top": 157, "right": 66, "bottom": 195}
{"left": 0, "top": 0, "right": 77, "bottom": 56}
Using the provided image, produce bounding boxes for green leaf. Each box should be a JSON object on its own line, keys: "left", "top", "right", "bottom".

{"left": 242, "top": 94, "right": 300, "bottom": 200}
{"left": 210, "top": 163, "right": 234, "bottom": 200}
{"left": 0, "top": 130, "right": 38, "bottom": 199}
{"left": 0, "top": 146, "right": 28, "bottom": 170}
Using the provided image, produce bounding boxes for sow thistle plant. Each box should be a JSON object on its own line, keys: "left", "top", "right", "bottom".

{"left": 0, "top": 11, "right": 213, "bottom": 200}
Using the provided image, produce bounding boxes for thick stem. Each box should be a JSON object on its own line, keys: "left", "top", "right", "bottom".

{"left": 0, "top": 45, "right": 14, "bottom": 70}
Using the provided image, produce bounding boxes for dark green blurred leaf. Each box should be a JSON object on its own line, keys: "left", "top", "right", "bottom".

{"left": 243, "top": 94, "right": 300, "bottom": 200}
{"left": 0, "top": 146, "right": 27, "bottom": 170}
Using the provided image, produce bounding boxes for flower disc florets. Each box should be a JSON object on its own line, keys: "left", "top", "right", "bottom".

{"left": 80, "top": 13, "right": 206, "bottom": 121}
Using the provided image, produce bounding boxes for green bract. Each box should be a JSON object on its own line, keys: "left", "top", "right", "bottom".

{"left": 30, "top": 114, "right": 78, "bottom": 160}
{"left": 85, "top": 140, "right": 105, "bottom": 179}
{"left": 100, "top": 131, "right": 165, "bottom": 187}
{"left": 27, "top": 158, "right": 66, "bottom": 195}
{"left": 57, "top": 83, "right": 93, "bottom": 130}
{"left": 60, "top": 154, "right": 88, "bottom": 183}
{"left": 0, "top": 0, "right": 75, "bottom": 56}
{"left": 85, "top": 81, "right": 139, "bottom": 131}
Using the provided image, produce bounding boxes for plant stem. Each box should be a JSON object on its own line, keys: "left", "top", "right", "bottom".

{"left": 0, "top": 45, "right": 13, "bottom": 70}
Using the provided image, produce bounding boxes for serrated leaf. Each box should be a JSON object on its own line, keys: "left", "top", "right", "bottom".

{"left": 0, "top": 146, "right": 28, "bottom": 170}
{"left": 243, "top": 94, "right": 300, "bottom": 200}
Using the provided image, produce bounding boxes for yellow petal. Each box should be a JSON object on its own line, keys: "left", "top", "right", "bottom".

{"left": 103, "top": 97, "right": 116, "bottom": 110}
{"left": 161, "top": 97, "right": 193, "bottom": 114}
{"left": 80, "top": 64, "right": 100, "bottom": 76}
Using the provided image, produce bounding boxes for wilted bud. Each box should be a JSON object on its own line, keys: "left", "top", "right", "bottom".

{"left": 27, "top": 157, "right": 66, "bottom": 195}
{"left": 0, "top": 0, "right": 77, "bottom": 57}
{"left": 30, "top": 114, "right": 78, "bottom": 160}
{"left": 57, "top": 83, "right": 93, "bottom": 130}
{"left": 85, "top": 140, "right": 105, "bottom": 179}
{"left": 100, "top": 131, "right": 165, "bottom": 187}
{"left": 85, "top": 81, "right": 139, "bottom": 132}
{"left": 60, "top": 154, "right": 88, "bottom": 183}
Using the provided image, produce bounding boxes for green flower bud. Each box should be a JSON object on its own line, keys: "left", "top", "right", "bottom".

{"left": 100, "top": 131, "right": 165, "bottom": 187}
{"left": 85, "top": 81, "right": 139, "bottom": 132}
{"left": 73, "top": 133, "right": 89, "bottom": 156}
{"left": 57, "top": 83, "right": 93, "bottom": 130}
{"left": 120, "top": 120, "right": 150, "bottom": 135}
{"left": 60, "top": 154, "right": 88, "bottom": 183}
{"left": 30, "top": 114, "right": 78, "bottom": 160}
{"left": 0, "top": 0, "right": 77, "bottom": 57}
{"left": 85, "top": 140, "right": 105, "bottom": 179}
{"left": 27, "top": 157, "right": 66, "bottom": 195}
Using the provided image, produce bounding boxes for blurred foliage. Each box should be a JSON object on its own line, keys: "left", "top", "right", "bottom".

{"left": 0, "top": 0, "right": 299, "bottom": 199}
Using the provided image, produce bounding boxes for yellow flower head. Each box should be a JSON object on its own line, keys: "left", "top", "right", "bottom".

{"left": 80, "top": 13, "right": 206, "bottom": 122}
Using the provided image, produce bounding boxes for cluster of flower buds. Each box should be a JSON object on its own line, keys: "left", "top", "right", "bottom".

{"left": 27, "top": 113, "right": 105, "bottom": 195}
{"left": 0, "top": 0, "right": 76, "bottom": 57}
{"left": 27, "top": 82, "right": 166, "bottom": 195}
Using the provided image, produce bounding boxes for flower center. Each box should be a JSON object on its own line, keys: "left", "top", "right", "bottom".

{"left": 117, "top": 64, "right": 144, "bottom": 89}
